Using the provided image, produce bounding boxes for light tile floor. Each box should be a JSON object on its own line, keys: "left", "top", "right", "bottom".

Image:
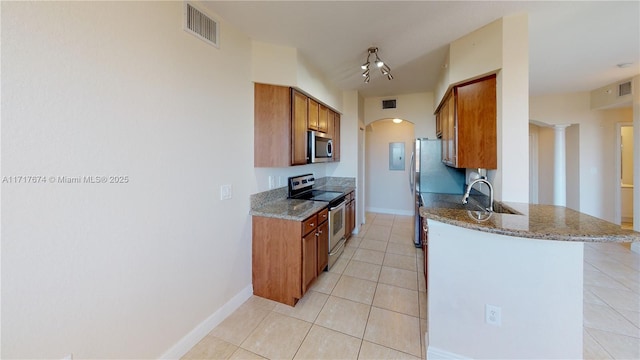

{"left": 184, "top": 213, "right": 639, "bottom": 360}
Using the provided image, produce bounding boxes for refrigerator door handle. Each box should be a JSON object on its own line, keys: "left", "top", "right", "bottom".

{"left": 409, "top": 151, "right": 415, "bottom": 194}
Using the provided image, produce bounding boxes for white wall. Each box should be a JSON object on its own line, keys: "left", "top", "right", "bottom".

{"left": 535, "top": 125, "right": 555, "bottom": 205}
{"left": 251, "top": 41, "right": 342, "bottom": 112}
{"left": 2, "top": 2, "right": 255, "bottom": 358}
{"left": 529, "top": 123, "right": 580, "bottom": 211}
{"left": 296, "top": 53, "right": 342, "bottom": 111}
{"left": 566, "top": 124, "right": 581, "bottom": 211}
{"left": 496, "top": 14, "right": 529, "bottom": 203}
{"left": 530, "top": 92, "right": 625, "bottom": 222}
{"left": 428, "top": 221, "right": 584, "bottom": 359}
{"left": 448, "top": 19, "right": 502, "bottom": 89}
{"left": 365, "top": 120, "right": 415, "bottom": 215}
{"left": 251, "top": 41, "right": 298, "bottom": 87}
{"left": 364, "top": 92, "right": 435, "bottom": 138}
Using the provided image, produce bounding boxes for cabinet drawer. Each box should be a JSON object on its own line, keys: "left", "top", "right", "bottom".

{"left": 345, "top": 192, "right": 352, "bottom": 202}
{"left": 318, "top": 208, "right": 329, "bottom": 224}
{"left": 302, "top": 214, "right": 318, "bottom": 236}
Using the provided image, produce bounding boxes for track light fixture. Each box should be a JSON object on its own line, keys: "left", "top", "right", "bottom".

{"left": 361, "top": 47, "right": 393, "bottom": 83}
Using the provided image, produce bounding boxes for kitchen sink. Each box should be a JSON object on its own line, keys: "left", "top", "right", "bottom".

{"left": 491, "top": 201, "right": 521, "bottom": 215}
{"left": 464, "top": 199, "right": 521, "bottom": 215}
{"left": 422, "top": 193, "right": 521, "bottom": 215}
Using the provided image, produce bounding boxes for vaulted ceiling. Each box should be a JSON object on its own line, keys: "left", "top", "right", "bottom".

{"left": 205, "top": 1, "right": 639, "bottom": 99}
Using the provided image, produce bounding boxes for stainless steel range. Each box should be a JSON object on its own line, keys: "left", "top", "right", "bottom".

{"left": 288, "top": 174, "right": 346, "bottom": 270}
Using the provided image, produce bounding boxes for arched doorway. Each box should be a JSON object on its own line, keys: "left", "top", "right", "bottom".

{"left": 364, "top": 118, "right": 415, "bottom": 215}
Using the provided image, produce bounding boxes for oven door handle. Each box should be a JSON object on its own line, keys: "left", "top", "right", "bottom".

{"left": 329, "top": 237, "right": 346, "bottom": 256}
{"left": 330, "top": 200, "right": 347, "bottom": 211}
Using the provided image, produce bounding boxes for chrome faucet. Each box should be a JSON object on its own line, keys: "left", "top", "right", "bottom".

{"left": 462, "top": 177, "right": 494, "bottom": 212}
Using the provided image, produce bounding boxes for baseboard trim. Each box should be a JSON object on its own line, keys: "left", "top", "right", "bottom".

{"left": 366, "top": 207, "right": 413, "bottom": 216}
{"left": 160, "top": 284, "right": 253, "bottom": 359}
{"left": 427, "top": 346, "right": 472, "bottom": 360}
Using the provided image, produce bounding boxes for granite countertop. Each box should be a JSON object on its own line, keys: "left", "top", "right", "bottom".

{"left": 250, "top": 184, "right": 356, "bottom": 221}
{"left": 251, "top": 198, "right": 328, "bottom": 221}
{"left": 317, "top": 185, "right": 356, "bottom": 194}
{"left": 419, "top": 193, "right": 640, "bottom": 243}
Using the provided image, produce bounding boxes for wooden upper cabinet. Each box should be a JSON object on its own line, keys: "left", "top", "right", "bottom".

{"left": 292, "top": 90, "right": 310, "bottom": 165}
{"left": 254, "top": 83, "right": 341, "bottom": 167}
{"left": 435, "top": 74, "right": 497, "bottom": 170}
{"left": 455, "top": 75, "right": 497, "bottom": 169}
{"left": 318, "top": 104, "right": 329, "bottom": 133}
{"left": 333, "top": 113, "right": 340, "bottom": 162}
{"left": 308, "top": 98, "right": 319, "bottom": 131}
{"left": 254, "top": 83, "right": 292, "bottom": 167}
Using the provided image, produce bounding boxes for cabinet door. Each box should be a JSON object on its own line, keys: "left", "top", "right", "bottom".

{"left": 333, "top": 113, "right": 340, "bottom": 162}
{"left": 345, "top": 200, "right": 353, "bottom": 240}
{"left": 327, "top": 109, "right": 334, "bottom": 144}
{"left": 302, "top": 231, "right": 317, "bottom": 292}
{"left": 439, "top": 92, "right": 454, "bottom": 165}
{"left": 308, "top": 98, "right": 319, "bottom": 131}
{"left": 448, "top": 94, "right": 456, "bottom": 166}
{"left": 254, "top": 84, "right": 291, "bottom": 167}
{"left": 316, "top": 221, "right": 328, "bottom": 274}
{"left": 350, "top": 201, "right": 355, "bottom": 237}
{"left": 440, "top": 97, "right": 447, "bottom": 163}
{"left": 456, "top": 75, "right": 497, "bottom": 169}
{"left": 292, "top": 90, "right": 309, "bottom": 165}
{"left": 318, "top": 104, "right": 328, "bottom": 133}
{"left": 421, "top": 217, "right": 429, "bottom": 290}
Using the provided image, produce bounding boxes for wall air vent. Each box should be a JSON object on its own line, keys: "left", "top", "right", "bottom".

{"left": 618, "top": 81, "right": 632, "bottom": 97}
{"left": 184, "top": 2, "right": 219, "bottom": 48}
{"left": 382, "top": 99, "right": 397, "bottom": 109}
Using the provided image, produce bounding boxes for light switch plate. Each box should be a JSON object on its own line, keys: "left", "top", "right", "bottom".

{"left": 220, "top": 184, "right": 233, "bottom": 200}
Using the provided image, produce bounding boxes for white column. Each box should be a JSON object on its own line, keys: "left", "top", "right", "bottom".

{"left": 553, "top": 125, "right": 570, "bottom": 207}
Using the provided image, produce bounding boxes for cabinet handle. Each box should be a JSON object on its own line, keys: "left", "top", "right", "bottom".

{"left": 318, "top": 230, "right": 323, "bottom": 234}
{"left": 310, "top": 223, "right": 315, "bottom": 227}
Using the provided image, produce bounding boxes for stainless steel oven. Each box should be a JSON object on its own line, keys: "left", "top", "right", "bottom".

{"left": 288, "top": 174, "right": 346, "bottom": 271}
{"left": 328, "top": 198, "right": 346, "bottom": 270}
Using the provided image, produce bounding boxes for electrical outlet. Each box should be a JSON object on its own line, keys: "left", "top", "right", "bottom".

{"left": 62, "top": 354, "right": 73, "bottom": 360}
{"left": 220, "top": 184, "right": 233, "bottom": 200}
{"left": 485, "top": 304, "right": 502, "bottom": 326}
{"left": 268, "top": 176, "right": 275, "bottom": 189}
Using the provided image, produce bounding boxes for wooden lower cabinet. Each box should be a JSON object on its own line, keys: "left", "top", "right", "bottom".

{"left": 317, "top": 220, "right": 328, "bottom": 273}
{"left": 301, "top": 230, "right": 317, "bottom": 293}
{"left": 345, "top": 191, "right": 356, "bottom": 239}
{"left": 252, "top": 207, "right": 329, "bottom": 306}
{"left": 421, "top": 217, "right": 428, "bottom": 290}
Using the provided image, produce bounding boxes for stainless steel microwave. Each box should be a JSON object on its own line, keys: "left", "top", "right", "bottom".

{"left": 308, "top": 131, "right": 333, "bottom": 163}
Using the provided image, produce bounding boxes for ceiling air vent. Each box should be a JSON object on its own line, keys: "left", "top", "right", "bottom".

{"left": 184, "top": 2, "right": 219, "bottom": 48}
{"left": 618, "top": 81, "right": 632, "bottom": 97}
{"left": 382, "top": 99, "right": 397, "bottom": 109}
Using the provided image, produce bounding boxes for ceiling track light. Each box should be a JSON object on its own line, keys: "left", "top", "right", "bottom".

{"left": 361, "top": 47, "right": 392, "bottom": 83}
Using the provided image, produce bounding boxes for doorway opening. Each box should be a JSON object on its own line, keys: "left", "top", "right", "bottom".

{"left": 617, "top": 122, "right": 634, "bottom": 229}
{"left": 364, "top": 118, "right": 415, "bottom": 215}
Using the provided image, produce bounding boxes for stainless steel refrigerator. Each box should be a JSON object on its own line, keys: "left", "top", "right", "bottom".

{"left": 410, "top": 138, "right": 465, "bottom": 246}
